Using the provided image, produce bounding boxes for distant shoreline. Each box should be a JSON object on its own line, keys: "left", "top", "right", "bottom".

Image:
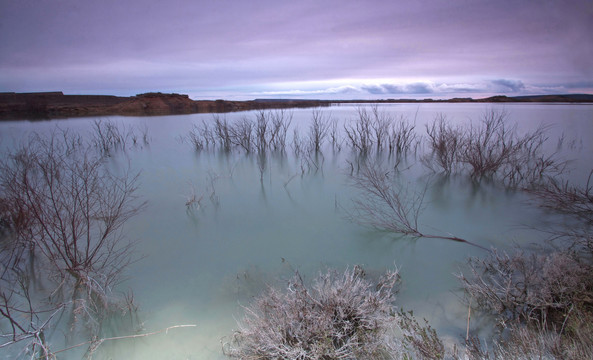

{"left": 1, "top": 91, "right": 592, "bottom": 120}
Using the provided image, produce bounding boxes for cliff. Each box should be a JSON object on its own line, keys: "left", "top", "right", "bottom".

{"left": 0, "top": 92, "right": 330, "bottom": 120}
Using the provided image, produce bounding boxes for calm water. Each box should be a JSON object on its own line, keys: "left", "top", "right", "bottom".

{"left": 1, "top": 103, "right": 592, "bottom": 359}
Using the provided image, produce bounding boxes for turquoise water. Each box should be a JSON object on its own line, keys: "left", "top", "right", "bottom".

{"left": 1, "top": 103, "right": 591, "bottom": 359}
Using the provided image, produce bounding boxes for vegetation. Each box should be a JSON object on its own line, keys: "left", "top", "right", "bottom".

{"left": 2, "top": 105, "right": 590, "bottom": 358}
{"left": 456, "top": 167, "right": 593, "bottom": 359}
{"left": 0, "top": 129, "right": 145, "bottom": 357}
{"left": 187, "top": 109, "right": 293, "bottom": 154}
{"left": 422, "top": 109, "right": 566, "bottom": 187}
{"left": 223, "top": 267, "right": 404, "bottom": 359}
{"left": 215, "top": 106, "right": 590, "bottom": 359}
{"left": 348, "top": 162, "right": 489, "bottom": 250}
{"left": 457, "top": 247, "right": 593, "bottom": 359}
{"left": 343, "top": 105, "right": 418, "bottom": 155}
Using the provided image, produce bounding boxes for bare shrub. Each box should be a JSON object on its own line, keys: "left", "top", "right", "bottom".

{"left": 344, "top": 106, "right": 417, "bottom": 159}
{"left": 344, "top": 107, "right": 374, "bottom": 153}
{"left": 254, "top": 110, "right": 269, "bottom": 153}
{"left": 189, "top": 116, "right": 255, "bottom": 153}
{"left": 527, "top": 170, "right": 593, "bottom": 226}
{"left": 423, "top": 114, "right": 462, "bottom": 174}
{"left": 257, "top": 151, "right": 267, "bottom": 183}
{"left": 349, "top": 163, "right": 424, "bottom": 237}
{"left": 398, "top": 310, "right": 445, "bottom": 359}
{"left": 525, "top": 170, "right": 593, "bottom": 256}
{"left": 0, "top": 131, "right": 145, "bottom": 356}
{"left": 308, "top": 108, "right": 331, "bottom": 153}
{"left": 229, "top": 117, "right": 254, "bottom": 152}
{"left": 0, "top": 268, "right": 67, "bottom": 358}
{"left": 187, "top": 120, "right": 219, "bottom": 151}
{"left": 457, "top": 109, "right": 563, "bottom": 187}
{"left": 213, "top": 115, "right": 232, "bottom": 151}
{"left": 292, "top": 127, "right": 305, "bottom": 156}
{"left": 458, "top": 109, "right": 514, "bottom": 179}
{"left": 1, "top": 134, "right": 144, "bottom": 287}
{"left": 188, "top": 123, "right": 206, "bottom": 151}
{"left": 185, "top": 172, "right": 220, "bottom": 215}
{"left": 371, "top": 105, "right": 391, "bottom": 151}
{"left": 329, "top": 117, "right": 342, "bottom": 151}
{"left": 223, "top": 267, "right": 402, "bottom": 359}
{"left": 269, "top": 109, "right": 292, "bottom": 152}
{"left": 91, "top": 119, "right": 137, "bottom": 156}
{"left": 458, "top": 249, "right": 593, "bottom": 329}
{"left": 463, "top": 320, "right": 593, "bottom": 360}
{"left": 388, "top": 115, "right": 417, "bottom": 155}
{"left": 348, "top": 163, "right": 487, "bottom": 250}
{"left": 501, "top": 132, "right": 566, "bottom": 189}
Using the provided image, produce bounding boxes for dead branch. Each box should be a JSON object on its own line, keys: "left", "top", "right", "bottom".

{"left": 348, "top": 163, "right": 489, "bottom": 250}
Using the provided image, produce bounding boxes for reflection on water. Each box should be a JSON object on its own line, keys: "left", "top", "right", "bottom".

{"left": 1, "top": 103, "right": 592, "bottom": 359}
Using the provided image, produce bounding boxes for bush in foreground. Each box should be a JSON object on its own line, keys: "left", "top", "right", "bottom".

{"left": 223, "top": 267, "right": 403, "bottom": 359}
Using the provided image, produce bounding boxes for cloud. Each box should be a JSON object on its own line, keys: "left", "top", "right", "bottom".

{"left": 1, "top": 1, "right": 592, "bottom": 98}
{"left": 491, "top": 79, "right": 525, "bottom": 92}
{"left": 359, "top": 81, "right": 485, "bottom": 96}
{"left": 562, "top": 81, "right": 593, "bottom": 90}
{"left": 361, "top": 83, "right": 434, "bottom": 95}
{"left": 252, "top": 85, "right": 360, "bottom": 97}
{"left": 405, "top": 83, "right": 433, "bottom": 94}
{"left": 360, "top": 85, "right": 395, "bottom": 94}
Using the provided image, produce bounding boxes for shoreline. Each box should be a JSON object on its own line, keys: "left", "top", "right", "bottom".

{"left": 1, "top": 91, "right": 592, "bottom": 120}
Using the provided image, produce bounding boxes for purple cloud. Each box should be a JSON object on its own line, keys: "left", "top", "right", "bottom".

{"left": 1, "top": 0, "right": 591, "bottom": 98}
{"left": 491, "top": 79, "right": 525, "bottom": 92}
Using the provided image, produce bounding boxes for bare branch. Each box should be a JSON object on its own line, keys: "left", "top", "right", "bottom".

{"left": 347, "top": 163, "right": 489, "bottom": 250}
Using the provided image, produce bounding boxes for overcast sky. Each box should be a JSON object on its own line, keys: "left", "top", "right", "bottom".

{"left": 1, "top": 0, "right": 592, "bottom": 100}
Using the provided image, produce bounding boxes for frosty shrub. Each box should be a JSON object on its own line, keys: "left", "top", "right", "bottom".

{"left": 223, "top": 267, "right": 402, "bottom": 359}
{"left": 458, "top": 248, "right": 593, "bottom": 359}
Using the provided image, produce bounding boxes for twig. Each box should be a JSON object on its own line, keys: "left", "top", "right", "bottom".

{"left": 51, "top": 324, "right": 197, "bottom": 356}
{"left": 283, "top": 173, "right": 298, "bottom": 188}
{"left": 466, "top": 295, "right": 472, "bottom": 342}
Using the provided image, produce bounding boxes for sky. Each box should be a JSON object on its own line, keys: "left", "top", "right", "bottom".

{"left": 1, "top": 0, "right": 592, "bottom": 100}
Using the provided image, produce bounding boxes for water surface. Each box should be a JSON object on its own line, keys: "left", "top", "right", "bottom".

{"left": 1, "top": 103, "right": 591, "bottom": 359}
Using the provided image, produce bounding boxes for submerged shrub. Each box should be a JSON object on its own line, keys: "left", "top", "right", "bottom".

{"left": 0, "top": 130, "right": 145, "bottom": 357}
{"left": 458, "top": 248, "right": 593, "bottom": 359}
{"left": 459, "top": 249, "right": 593, "bottom": 326}
{"left": 223, "top": 267, "right": 402, "bottom": 359}
{"left": 423, "top": 113, "right": 462, "bottom": 174}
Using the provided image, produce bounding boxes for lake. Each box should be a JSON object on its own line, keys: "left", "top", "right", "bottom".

{"left": 1, "top": 103, "right": 592, "bottom": 359}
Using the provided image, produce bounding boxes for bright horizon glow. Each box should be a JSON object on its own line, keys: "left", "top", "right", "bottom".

{"left": 1, "top": 0, "right": 592, "bottom": 100}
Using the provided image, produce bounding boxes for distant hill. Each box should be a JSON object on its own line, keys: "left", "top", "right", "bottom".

{"left": 1, "top": 92, "right": 591, "bottom": 120}
{"left": 332, "top": 94, "right": 593, "bottom": 104}
{"left": 478, "top": 94, "right": 593, "bottom": 102}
